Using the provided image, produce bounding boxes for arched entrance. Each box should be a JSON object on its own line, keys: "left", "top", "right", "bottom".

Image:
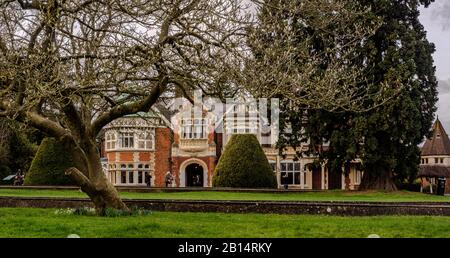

{"left": 185, "top": 163, "right": 204, "bottom": 187}
{"left": 179, "top": 159, "right": 209, "bottom": 187}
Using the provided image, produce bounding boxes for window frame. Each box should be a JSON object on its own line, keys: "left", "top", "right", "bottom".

{"left": 118, "top": 132, "right": 135, "bottom": 149}
{"left": 181, "top": 118, "right": 207, "bottom": 139}
{"left": 105, "top": 131, "right": 117, "bottom": 150}
{"left": 280, "top": 160, "right": 302, "bottom": 186}
{"left": 137, "top": 131, "right": 155, "bottom": 150}
{"left": 113, "top": 163, "right": 151, "bottom": 185}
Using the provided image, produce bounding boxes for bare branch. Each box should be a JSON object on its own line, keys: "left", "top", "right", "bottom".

{"left": 91, "top": 76, "right": 169, "bottom": 136}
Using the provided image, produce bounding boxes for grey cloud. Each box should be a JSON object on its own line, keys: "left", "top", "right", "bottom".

{"left": 429, "top": 2, "right": 450, "bottom": 30}
{"left": 437, "top": 92, "right": 450, "bottom": 130}
{"left": 438, "top": 79, "right": 450, "bottom": 94}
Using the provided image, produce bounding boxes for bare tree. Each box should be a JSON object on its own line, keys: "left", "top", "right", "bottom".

{"left": 244, "top": 0, "right": 399, "bottom": 112}
{"left": 0, "top": 119, "right": 11, "bottom": 164}
{"left": 0, "top": 0, "right": 249, "bottom": 214}
{"left": 0, "top": 0, "right": 397, "bottom": 214}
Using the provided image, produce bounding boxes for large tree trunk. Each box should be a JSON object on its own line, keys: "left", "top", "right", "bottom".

{"left": 62, "top": 136, "right": 129, "bottom": 215}
{"left": 66, "top": 167, "right": 129, "bottom": 215}
{"left": 359, "top": 167, "right": 397, "bottom": 191}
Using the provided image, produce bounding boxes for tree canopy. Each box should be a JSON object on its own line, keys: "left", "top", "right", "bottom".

{"left": 245, "top": 0, "right": 399, "bottom": 112}
{"left": 275, "top": 0, "right": 438, "bottom": 190}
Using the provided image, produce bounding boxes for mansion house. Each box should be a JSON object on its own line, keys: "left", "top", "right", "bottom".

{"left": 99, "top": 100, "right": 363, "bottom": 190}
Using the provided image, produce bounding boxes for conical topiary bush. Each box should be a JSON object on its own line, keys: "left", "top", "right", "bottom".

{"left": 213, "top": 134, "right": 277, "bottom": 188}
{"left": 25, "top": 138, "right": 76, "bottom": 186}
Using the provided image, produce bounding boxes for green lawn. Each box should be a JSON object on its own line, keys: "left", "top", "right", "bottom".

{"left": 0, "top": 188, "right": 447, "bottom": 202}
{"left": 0, "top": 207, "right": 449, "bottom": 238}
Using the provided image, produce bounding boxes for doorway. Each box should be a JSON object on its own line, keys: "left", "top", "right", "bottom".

{"left": 312, "top": 168, "right": 322, "bottom": 190}
{"left": 185, "top": 163, "right": 204, "bottom": 187}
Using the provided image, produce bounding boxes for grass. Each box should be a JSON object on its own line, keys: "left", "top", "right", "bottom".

{"left": 0, "top": 207, "right": 450, "bottom": 238}
{"left": 0, "top": 188, "right": 448, "bottom": 202}
{"left": 0, "top": 190, "right": 448, "bottom": 238}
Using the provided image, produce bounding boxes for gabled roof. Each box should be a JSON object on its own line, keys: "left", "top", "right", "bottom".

{"left": 421, "top": 118, "right": 450, "bottom": 156}
{"left": 213, "top": 101, "right": 271, "bottom": 132}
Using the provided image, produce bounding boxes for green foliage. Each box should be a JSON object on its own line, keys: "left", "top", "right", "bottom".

{"left": 350, "top": 0, "right": 437, "bottom": 187}
{"left": 0, "top": 118, "right": 39, "bottom": 176}
{"left": 213, "top": 134, "right": 277, "bottom": 188}
{"left": 396, "top": 180, "right": 422, "bottom": 192}
{"left": 0, "top": 165, "right": 12, "bottom": 185}
{"left": 25, "top": 138, "right": 75, "bottom": 186}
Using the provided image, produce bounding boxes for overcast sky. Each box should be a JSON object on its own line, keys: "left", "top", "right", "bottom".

{"left": 419, "top": 2, "right": 450, "bottom": 130}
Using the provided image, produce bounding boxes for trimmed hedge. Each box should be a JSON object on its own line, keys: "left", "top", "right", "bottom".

{"left": 213, "top": 134, "right": 277, "bottom": 188}
{"left": 25, "top": 138, "right": 75, "bottom": 186}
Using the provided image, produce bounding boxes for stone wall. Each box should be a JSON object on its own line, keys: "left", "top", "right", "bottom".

{"left": 2, "top": 196, "right": 450, "bottom": 216}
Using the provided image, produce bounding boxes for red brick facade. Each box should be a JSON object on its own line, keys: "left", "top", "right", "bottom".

{"left": 101, "top": 114, "right": 219, "bottom": 187}
{"left": 154, "top": 127, "right": 172, "bottom": 187}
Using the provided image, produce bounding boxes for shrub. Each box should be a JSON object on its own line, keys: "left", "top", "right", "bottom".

{"left": 0, "top": 165, "right": 12, "bottom": 185}
{"left": 213, "top": 134, "right": 277, "bottom": 188}
{"left": 396, "top": 179, "right": 422, "bottom": 192}
{"left": 25, "top": 138, "right": 76, "bottom": 186}
{"left": 0, "top": 118, "right": 38, "bottom": 179}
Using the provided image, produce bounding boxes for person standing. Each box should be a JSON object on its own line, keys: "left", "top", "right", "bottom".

{"left": 165, "top": 171, "right": 173, "bottom": 187}
{"left": 195, "top": 174, "right": 200, "bottom": 186}
{"left": 145, "top": 173, "right": 152, "bottom": 187}
{"left": 282, "top": 172, "right": 289, "bottom": 190}
{"left": 13, "top": 169, "right": 23, "bottom": 186}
